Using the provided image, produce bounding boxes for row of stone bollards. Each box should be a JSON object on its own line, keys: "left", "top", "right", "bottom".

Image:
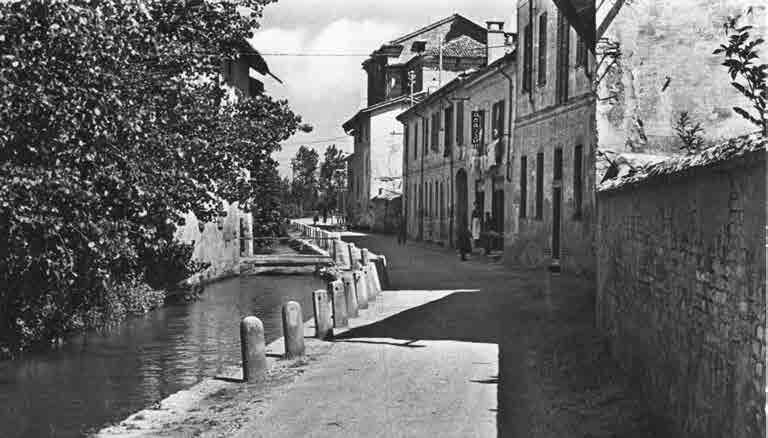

{"left": 239, "top": 224, "right": 385, "bottom": 382}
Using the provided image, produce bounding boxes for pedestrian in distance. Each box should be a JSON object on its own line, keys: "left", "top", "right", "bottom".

{"left": 313, "top": 211, "right": 319, "bottom": 226}
{"left": 458, "top": 224, "right": 472, "bottom": 261}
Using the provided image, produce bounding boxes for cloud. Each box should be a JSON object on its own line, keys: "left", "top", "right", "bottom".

{"left": 250, "top": 18, "right": 406, "bottom": 176}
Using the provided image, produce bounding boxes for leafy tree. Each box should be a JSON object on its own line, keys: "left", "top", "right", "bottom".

{"left": 673, "top": 111, "right": 705, "bottom": 154}
{"left": 290, "top": 145, "right": 320, "bottom": 215}
{"left": 714, "top": 13, "right": 767, "bottom": 136}
{"left": 318, "top": 144, "right": 347, "bottom": 215}
{"left": 0, "top": 0, "right": 303, "bottom": 352}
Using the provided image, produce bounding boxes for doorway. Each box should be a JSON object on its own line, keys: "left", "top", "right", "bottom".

{"left": 552, "top": 186, "right": 561, "bottom": 260}
{"left": 491, "top": 189, "right": 504, "bottom": 251}
{"left": 455, "top": 169, "right": 468, "bottom": 232}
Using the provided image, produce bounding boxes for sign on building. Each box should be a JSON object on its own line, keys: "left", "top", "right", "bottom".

{"left": 471, "top": 110, "right": 485, "bottom": 146}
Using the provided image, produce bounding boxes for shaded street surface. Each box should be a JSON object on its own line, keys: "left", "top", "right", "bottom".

{"left": 341, "top": 232, "right": 673, "bottom": 437}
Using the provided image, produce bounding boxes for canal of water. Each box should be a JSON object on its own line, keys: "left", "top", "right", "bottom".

{"left": 0, "top": 274, "right": 325, "bottom": 438}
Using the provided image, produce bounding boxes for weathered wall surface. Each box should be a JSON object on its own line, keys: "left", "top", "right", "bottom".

{"left": 597, "top": 0, "right": 767, "bottom": 153}
{"left": 369, "top": 104, "right": 407, "bottom": 201}
{"left": 509, "top": 97, "right": 596, "bottom": 275}
{"left": 175, "top": 201, "right": 251, "bottom": 271}
{"left": 509, "top": 0, "right": 597, "bottom": 276}
{"left": 596, "top": 152, "right": 766, "bottom": 437}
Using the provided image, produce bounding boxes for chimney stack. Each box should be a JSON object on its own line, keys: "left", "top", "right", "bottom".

{"left": 486, "top": 21, "right": 508, "bottom": 65}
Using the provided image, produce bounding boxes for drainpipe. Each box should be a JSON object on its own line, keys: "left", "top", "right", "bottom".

{"left": 440, "top": 96, "right": 455, "bottom": 248}
{"left": 499, "top": 63, "right": 515, "bottom": 245}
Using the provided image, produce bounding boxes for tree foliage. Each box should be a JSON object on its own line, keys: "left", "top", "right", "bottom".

{"left": 714, "top": 13, "right": 767, "bottom": 136}
{"left": 0, "top": 0, "right": 303, "bottom": 353}
{"left": 290, "top": 145, "right": 320, "bottom": 214}
{"left": 673, "top": 111, "right": 705, "bottom": 154}
{"left": 318, "top": 144, "right": 347, "bottom": 214}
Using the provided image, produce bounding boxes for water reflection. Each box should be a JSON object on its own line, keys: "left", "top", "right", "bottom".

{"left": 0, "top": 274, "right": 322, "bottom": 438}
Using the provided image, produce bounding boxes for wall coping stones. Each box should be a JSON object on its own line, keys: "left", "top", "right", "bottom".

{"left": 598, "top": 132, "right": 767, "bottom": 193}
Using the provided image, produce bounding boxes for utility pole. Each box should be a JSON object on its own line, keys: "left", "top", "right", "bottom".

{"left": 438, "top": 38, "right": 443, "bottom": 88}
{"left": 408, "top": 70, "right": 416, "bottom": 106}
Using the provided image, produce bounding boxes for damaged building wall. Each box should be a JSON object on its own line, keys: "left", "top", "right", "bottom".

{"left": 597, "top": 0, "right": 767, "bottom": 153}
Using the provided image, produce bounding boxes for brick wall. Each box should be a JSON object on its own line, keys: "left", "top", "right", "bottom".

{"left": 596, "top": 151, "right": 766, "bottom": 437}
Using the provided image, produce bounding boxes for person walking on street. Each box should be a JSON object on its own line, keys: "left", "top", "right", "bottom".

{"left": 397, "top": 215, "right": 407, "bottom": 245}
{"left": 458, "top": 224, "right": 472, "bottom": 261}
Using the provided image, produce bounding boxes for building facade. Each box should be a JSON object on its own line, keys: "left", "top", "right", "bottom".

{"left": 397, "top": 24, "right": 516, "bottom": 248}
{"left": 507, "top": 0, "right": 596, "bottom": 275}
{"left": 174, "top": 41, "right": 280, "bottom": 268}
{"left": 343, "top": 14, "right": 489, "bottom": 230}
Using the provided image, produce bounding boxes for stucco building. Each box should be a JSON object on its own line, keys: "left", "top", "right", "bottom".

{"left": 397, "top": 22, "right": 516, "bottom": 248}
{"left": 506, "top": 0, "right": 596, "bottom": 275}
{"left": 343, "top": 14, "right": 489, "bottom": 230}
{"left": 174, "top": 41, "right": 280, "bottom": 269}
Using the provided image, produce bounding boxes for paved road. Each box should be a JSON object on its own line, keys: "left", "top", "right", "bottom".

{"left": 341, "top": 233, "right": 672, "bottom": 437}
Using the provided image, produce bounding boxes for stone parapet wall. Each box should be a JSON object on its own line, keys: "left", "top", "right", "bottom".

{"left": 596, "top": 150, "right": 765, "bottom": 437}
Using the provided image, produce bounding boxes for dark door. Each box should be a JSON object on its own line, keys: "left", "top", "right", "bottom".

{"left": 456, "top": 170, "right": 469, "bottom": 230}
{"left": 492, "top": 189, "right": 504, "bottom": 250}
{"left": 552, "top": 187, "right": 561, "bottom": 259}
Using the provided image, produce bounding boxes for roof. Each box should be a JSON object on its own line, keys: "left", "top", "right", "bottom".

{"left": 598, "top": 132, "right": 767, "bottom": 192}
{"left": 373, "top": 14, "right": 487, "bottom": 66}
{"left": 343, "top": 92, "right": 427, "bottom": 132}
{"left": 372, "top": 188, "right": 402, "bottom": 201}
{"left": 391, "top": 14, "right": 480, "bottom": 45}
{"left": 395, "top": 49, "right": 516, "bottom": 122}
{"left": 230, "top": 39, "right": 283, "bottom": 84}
{"left": 551, "top": 0, "right": 595, "bottom": 53}
{"left": 424, "top": 35, "right": 486, "bottom": 58}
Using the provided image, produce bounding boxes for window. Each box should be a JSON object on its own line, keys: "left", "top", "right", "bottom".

{"left": 431, "top": 112, "right": 440, "bottom": 152}
{"left": 444, "top": 105, "right": 454, "bottom": 157}
{"left": 522, "top": 24, "right": 533, "bottom": 92}
{"left": 440, "top": 181, "right": 444, "bottom": 218}
{"left": 535, "top": 152, "right": 544, "bottom": 219}
{"left": 576, "top": 34, "right": 587, "bottom": 67}
{"left": 519, "top": 156, "right": 527, "bottom": 218}
{"left": 434, "top": 182, "right": 439, "bottom": 218}
{"left": 538, "top": 12, "right": 547, "bottom": 86}
{"left": 554, "top": 148, "right": 563, "bottom": 181}
{"left": 556, "top": 11, "right": 570, "bottom": 104}
{"left": 422, "top": 118, "right": 428, "bottom": 155}
{"left": 474, "top": 110, "right": 486, "bottom": 155}
{"left": 456, "top": 101, "right": 464, "bottom": 146}
{"left": 574, "top": 145, "right": 583, "bottom": 219}
{"left": 491, "top": 100, "right": 505, "bottom": 140}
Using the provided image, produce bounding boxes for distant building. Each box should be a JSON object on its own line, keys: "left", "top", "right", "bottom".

{"left": 507, "top": 0, "right": 596, "bottom": 275}
{"left": 343, "top": 14, "right": 489, "bottom": 230}
{"left": 397, "top": 21, "right": 516, "bottom": 248}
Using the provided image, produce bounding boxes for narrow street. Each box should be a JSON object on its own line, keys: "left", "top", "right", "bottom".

{"left": 340, "top": 232, "right": 672, "bottom": 437}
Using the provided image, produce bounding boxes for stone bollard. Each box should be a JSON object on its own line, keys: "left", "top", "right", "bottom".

{"left": 312, "top": 289, "right": 333, "bottom": 340}
{"left": 342, "top": 273, "right": 359, "bottom": 318}
{"left": 361, "top": 248, "right": 370, "bottom": 266}
{"left": 363, "top": 264, "right": 377, "bottom": 299}
{"left": 369, "top": 262, "right": 382, "bottom": 296}
{"left": 353, "top": 269, "right": 369, "bottom": 309}
{"left": 240, "top": 316, "right": 267, "bottom": 382}
{"left": 328, "top": 279, "right": 348, "bottom": 328}
{"left": 282, "top": 301, "right": 305, "bottom": 358}
{"left": 348, "top": 243, "right": 356, "bottom": 269}
{"left": 373, "top": 257, "right": 388, "bottom": 290}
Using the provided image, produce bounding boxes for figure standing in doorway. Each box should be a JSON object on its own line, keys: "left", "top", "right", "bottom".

{"left": 458, "top": 223, "right": 472, "bottom": 261}
{"left": 471, "top": 202, "right": 482, "bottom": 248}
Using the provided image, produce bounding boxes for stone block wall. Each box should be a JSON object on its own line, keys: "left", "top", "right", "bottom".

{"left": 596, "top": 151, "right": 765, "bottom": 437}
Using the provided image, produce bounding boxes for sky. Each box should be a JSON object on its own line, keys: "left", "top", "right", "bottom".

{"left": 248, "top": 0, "right": 517, "bottom": 177}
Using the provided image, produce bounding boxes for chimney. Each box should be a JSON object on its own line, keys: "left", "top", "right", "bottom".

{"left": 486, "top": 21, "right": 507, "bottom": 65}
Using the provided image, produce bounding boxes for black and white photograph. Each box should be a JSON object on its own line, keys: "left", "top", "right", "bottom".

{"left": 0, "top": 0, "right": 766, "bottom": 436}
